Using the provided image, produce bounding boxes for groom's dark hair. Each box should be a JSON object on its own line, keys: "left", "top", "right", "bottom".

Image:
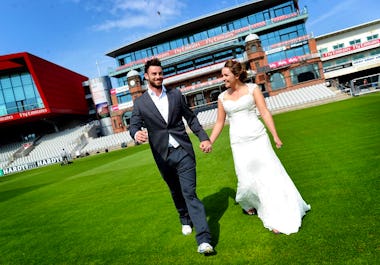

{"left": 145, "top": 58, "right": 162, "bottom": 73}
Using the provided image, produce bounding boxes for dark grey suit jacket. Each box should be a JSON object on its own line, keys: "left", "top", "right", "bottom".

{"left": 129, "top": 88, "right": 209, "bottom": 166}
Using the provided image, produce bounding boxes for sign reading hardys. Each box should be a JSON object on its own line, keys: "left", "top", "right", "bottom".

{"left": 1, "top": 156, "right": 63, "bottom": 176}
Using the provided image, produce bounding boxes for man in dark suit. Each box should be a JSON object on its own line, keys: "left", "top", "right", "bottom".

{"left": 129, "top": 58, "right": 214, "bottom": 254}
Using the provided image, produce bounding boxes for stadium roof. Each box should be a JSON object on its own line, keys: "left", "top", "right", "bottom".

{"left": 106, "top": 0, "right": 293, "bottom": 58}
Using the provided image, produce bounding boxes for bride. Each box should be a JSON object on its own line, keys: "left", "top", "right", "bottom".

{"left": 207, "top": 60, "right": 310, "bottom": 235}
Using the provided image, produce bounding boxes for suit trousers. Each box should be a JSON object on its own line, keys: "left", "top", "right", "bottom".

{"left": 162, "top": 146, "right": 211, "bottom": 245}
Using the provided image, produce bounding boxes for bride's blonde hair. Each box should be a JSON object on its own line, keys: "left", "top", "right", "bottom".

{"left": 224, "top": 60, "right": 247, "bottom": 82}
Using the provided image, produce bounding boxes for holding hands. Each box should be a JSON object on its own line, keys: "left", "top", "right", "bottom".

{"left": 200, "top": 140, "right": 212, "bottom": 153}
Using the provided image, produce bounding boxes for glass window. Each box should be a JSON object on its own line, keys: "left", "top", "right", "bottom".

{"left": 11, "top": 75, "right": 22, "bottom": 86}
{"left": 233, "top": 19, "right": 242, "bottom": 30}
{"left": 194, "top": 93, "right": 205, "bottom": 106}
{"left": 290, "top": 64, "right": 320, "bottom": 84}
{"left": 118, "top": 58, "right": 125, "bottom": 66}
{"left": 0, "top": 104, "right": 6, "bottom": 115}
{"left": 336, "top": 57, "right": 349, "bottom": 64}
{"left": 263, "top": 10, "right": 271, "bottom": 20}
{"left": 182, "top": 37, "right": 189, "bottom": 46}
{"left": 162, "top": 42, "right": 170, "bottom": 52}
{"left": 195, "top": 55, "right": 213, "bottom": 68}
{"left": 169, "top": 40, "right": 177, "bottom": 49}
{"left": 177, "top": 61, "right": 194, "bottom": 74}
{"left": 134, "top": 50, "right": 142, "bottom": 60}
{"left": 13, "top": 86, "right": 25, "bottom": 101}
{"left": 157, "top": 44, "right": 165, "bottom": 54}
{"left": 146, "top": 48, "right": 153, "bottom": 57}
{"left": 214, "top": 50, "right": 233, "bottom": 62}
{"left": 214, "top": 25, "right": 223, "bottom": 35}
{"left": 0, "top": 77, "right": 11, "bottom": 89}
{"left": 37, "top": 97, "right": 44, "bottom": 108}
{"left": 207, "top": 28, "right": 217, "bottom": 38}
{"left": 193, "top": 32, "right": 202, "bottom": 42}
{"left": 270, "top": 73, "right": 286, "bottom": 90}
{"left": 349, "top": 39, "right": 361, "bottom": 45}
{"left": 367, "top": 34, "right": 379, "bottom": 41}
{"left": 25, "top": 98, "right": 38, "bottom": 110}
{"left": 176, "top": 38, "right": 184, "bottom": 47}
{"left": 3, "top": 88, "right": 15, "bottom": 102}
{"left": 226, "top": 22, "right": 234, "bottom": 31}
{"left": 352, "top": 53, "right": 365, "bottom": 60}
{"left": 370, "top": 48, "right": 380, "bottom": 55}
{"left": 240, "top": 17, "right": 249, "bottom": 27}
{"left": 200, "top": 30, "right": 208, "bottom": 40}
{"left": 117, "top": 92, "right": 132, "bottom": 104}
{"left": 5, "top": 101, "right": 17, "bottom": 114}
{"left": 163, "top": 66, "right": 176, "bottom": 77}
{"left": 333, "top": 43, "right": 344, "bottom": 50}
{"left": 248, "top": 14, "right": 256, "bottom": 24}
{"left": 0, "top": 72, "right": 43, "bottom": 115}
{"left": 21, "top": 73, "right": 32, "bottom": 85}
{"left": 187, "top": 35, "right": 195, "bottom": 43}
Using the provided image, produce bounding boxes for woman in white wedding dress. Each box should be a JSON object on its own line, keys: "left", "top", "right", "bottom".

{"left": 208, "top": 60, "right": 310, "bottom": 235}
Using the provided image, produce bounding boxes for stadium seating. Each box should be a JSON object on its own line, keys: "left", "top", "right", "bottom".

{"left": 196, "top": 83, "right": 337, "bottom": 126}
{"left": 1, "top": 84, "right": 339, "bottom": 172}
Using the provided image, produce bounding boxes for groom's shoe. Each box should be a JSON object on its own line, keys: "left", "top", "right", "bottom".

{"left": 182, "top": 225, "right": 192, "bottom": 235}
{"left": 197, "top": 242, "right": 214, "bottom": 254}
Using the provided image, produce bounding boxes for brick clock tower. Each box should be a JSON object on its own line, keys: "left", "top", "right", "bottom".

{"left": 110, "top": 70, "right": 144, "bottom": 133}
{"left": 127, "top": 70, "right": 143, "bottom": 101}
{"left": 245, "top": 33, "right": 269, "bottom": 92}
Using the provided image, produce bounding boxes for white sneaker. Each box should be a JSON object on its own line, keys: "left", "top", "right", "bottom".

{"left": 197, "top": 242, "right": 214, "bottom": 254}
{"left": 182, "top": 225, "right": 192, "bottom": 235}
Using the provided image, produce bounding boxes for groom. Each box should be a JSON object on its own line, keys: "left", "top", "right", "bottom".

{"left": 129, "top": 58, "right": 214, "bottom": 254}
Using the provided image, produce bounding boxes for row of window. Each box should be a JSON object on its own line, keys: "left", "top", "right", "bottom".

{"left": 270, "top": 63, "right": 321, "bottom": 90}
{"left": 322, "top": 48, "right": 380, "bottom": 68}
{"left": 117, "top": 1, "right": 297, "bottom": 66}
{"left": 163, "top": 48, "right": 242, "bottom": 77}
{"left": 116, "top": 22, "right": 310, "bottom": 86}
{"left": 318, "top": 34, "right": 379, "bottom": 54}
{"left": 267, "top": 43, "right": 310, "bottom": 64}
{"left": 116, "top": 47, "right": 243, "bottom": 87}
{"left": 0, "top": 72, "right": 43, "bottom": 116}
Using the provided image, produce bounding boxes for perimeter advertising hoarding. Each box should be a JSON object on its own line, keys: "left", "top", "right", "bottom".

{"left": 0, "top": 108, "right": 49, "bottom": 123}
{"left": 0, "top": 156, "right": 64, "bottom": 176}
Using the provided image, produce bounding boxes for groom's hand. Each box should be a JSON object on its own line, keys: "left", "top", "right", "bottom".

{"left": 135, "top": 130, "right": 148, "bottom": 143}
{"left": 200, "top": 140, "right": 212, "bottom": 153}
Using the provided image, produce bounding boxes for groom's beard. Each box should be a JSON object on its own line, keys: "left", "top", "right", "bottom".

{"left": 149, "top": 80, "right": 163, "bottom": 90}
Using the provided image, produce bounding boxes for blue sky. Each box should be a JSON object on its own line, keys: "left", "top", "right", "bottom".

{"left": 1, "top": 0, "right": 379, "bottom": 79}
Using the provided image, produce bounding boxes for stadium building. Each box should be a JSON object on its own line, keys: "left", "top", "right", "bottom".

{"left": 315, "top": 19, "right": 380, "bottom": 95}
{"left": 0, "top": 52, "right": 95, "bottom": 143}
{"left": 106, "top": 0, "right": 325, "bottom": 130}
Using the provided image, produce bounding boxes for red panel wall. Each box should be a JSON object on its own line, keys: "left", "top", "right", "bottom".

{"left": 24, "top": 53, "right": 89, "bottom": 114}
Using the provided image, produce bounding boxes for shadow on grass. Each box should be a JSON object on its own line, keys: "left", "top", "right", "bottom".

{"left": 0, "top": 184, "right": 48, "bottom": 203}
{"left": 202, "top": 187, "right": 236, "bottom": 247}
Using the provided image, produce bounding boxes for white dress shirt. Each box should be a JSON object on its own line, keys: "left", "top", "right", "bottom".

{"left": 148, "top": 86, "right": 180, "bottom": 148}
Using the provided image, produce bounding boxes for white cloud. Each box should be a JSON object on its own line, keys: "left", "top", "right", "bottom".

{"left": 90, "top": 0, "right": 186, "bottom": 31}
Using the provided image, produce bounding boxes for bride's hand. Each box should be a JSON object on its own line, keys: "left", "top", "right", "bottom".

{"left": 200, "top": 140, "right": 212, "bottom": 153}
{"left": 274, "top": 137, "right": 283, "bottom": 149}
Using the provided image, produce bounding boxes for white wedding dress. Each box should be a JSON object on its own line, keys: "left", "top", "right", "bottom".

{"left": 219, "top": 83, "right": 311, "bottom": 235}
